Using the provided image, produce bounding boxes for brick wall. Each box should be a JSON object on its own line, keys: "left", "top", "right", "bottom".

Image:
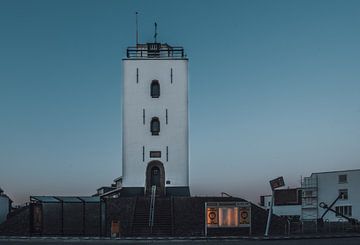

{"left": 105, "top": 197, "right": 136, "bottom": 236}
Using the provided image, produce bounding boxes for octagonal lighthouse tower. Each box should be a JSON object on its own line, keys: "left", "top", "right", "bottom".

{"left": 122, "top": 42, "right": 189, "bottom": 197}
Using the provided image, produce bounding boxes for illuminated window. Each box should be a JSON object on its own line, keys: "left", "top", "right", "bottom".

{"left": 151, "top": 117, "right": 160, "bottom": 135}
{"left": 218, "top": 207, "right": 239, "bottom": 227}
{"left": 151, "top": 80, "right": 160, "bottom": 98}
{"left": 206, "top": 204, "right": 251, "bottom": 228}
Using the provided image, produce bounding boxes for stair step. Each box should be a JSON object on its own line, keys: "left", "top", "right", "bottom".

{"left": 132, "top": 197, "right": 173, "bottom": 236}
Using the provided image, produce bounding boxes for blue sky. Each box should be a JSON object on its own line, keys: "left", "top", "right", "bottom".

{"left": 0, "top": 0, "right": 359, "bottom": 204}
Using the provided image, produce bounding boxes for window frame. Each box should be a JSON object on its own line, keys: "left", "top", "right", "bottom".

{"left": 339, "top": 189, "right": 348, "bottom": 200}
{"left": 150, "top": 151, "right": 161, "bottom": 158}
{"left": 335, "top": 205, "right": 352, "bottom": 217}
{"left": 150, "top": 117, "right": 160, "bottom": 136}
{"left": 338, "top": 174, "right": 347, "bottom": 184}
{"left": 150, "top": 80, "right": 160, "bottom": 98}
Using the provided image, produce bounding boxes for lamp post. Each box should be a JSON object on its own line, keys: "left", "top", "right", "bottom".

{"left": 265, "top": 176, "right": 285, "bottom": 236}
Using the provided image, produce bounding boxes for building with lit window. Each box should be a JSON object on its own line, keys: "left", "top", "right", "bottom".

{"left": 0, "top": 39, "right": 287, "bottom": 238}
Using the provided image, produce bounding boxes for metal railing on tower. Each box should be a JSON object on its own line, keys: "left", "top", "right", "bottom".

{"left": 149, "top": 185, "right": 156, "bottom": 233}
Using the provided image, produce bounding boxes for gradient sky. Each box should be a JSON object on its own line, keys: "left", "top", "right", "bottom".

{"left": 0, "top": 0, "right": 359, "bottom": 204}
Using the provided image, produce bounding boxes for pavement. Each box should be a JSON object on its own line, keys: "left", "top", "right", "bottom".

{"left": 1, "top": 234, "right": 360, "bottom": 244}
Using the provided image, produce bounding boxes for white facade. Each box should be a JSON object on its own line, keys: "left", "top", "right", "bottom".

{"left": 261, "top": 195, "right": 302, "bottom": 218}
{"left": 122, "top": 44, "right": 189, "bottom": 192}
{"left": 302, "top": 169, "right": 360, "bottom": 222}
{"left": 262, "top": 195, "right": 272, "bottom": 209}
{"left": 0, "top": 195, "right": 11, "bottom": 224}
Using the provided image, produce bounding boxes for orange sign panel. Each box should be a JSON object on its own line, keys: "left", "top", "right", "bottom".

{"left": 207, "top": 208, "right": 218, "bottom": 225}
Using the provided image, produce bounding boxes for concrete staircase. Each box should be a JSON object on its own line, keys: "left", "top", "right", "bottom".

{"left": 131, "top": 197, "right": 172, "bottom": 236}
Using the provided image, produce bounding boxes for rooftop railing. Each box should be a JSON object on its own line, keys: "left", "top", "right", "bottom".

{"left": 126, "top": 45, "right": 185, "bottom": 58}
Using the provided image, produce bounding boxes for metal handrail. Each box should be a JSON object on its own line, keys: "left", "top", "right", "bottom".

{"left": 286, "top": 218, "right": 291, "bottom": 235}
{"left": 221, "top": 192, "right": 233, "bottom": 197}
{"left": 149, "top": 185, "right": 156, "bottom": 232}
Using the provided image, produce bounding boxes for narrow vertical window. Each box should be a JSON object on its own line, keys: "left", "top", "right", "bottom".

{"left": 166, "top": 146, "right": 169, "bottom": 162}
{"left": 143, "top": 109, "right": 145, "bottom": 125}
{"left": 166, "top": 109, "right": 168, "bottom": 124}
{"left": 150, "top": 117, "right": 160, "bottom": 135}
{"left": 151, "top": 80, "right": 160, "bottom": 98}
{"left": 170, "top": 68, "right": 173, "bottom": 84}
{"left": 136, "top": 68, "right": 139, "bottom": 83}
{"left": 142, "top": 146, "right": 145, "bottom": 162}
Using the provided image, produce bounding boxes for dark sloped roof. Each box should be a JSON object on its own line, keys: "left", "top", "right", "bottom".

{"left": 31, "top": 196, "right": 100, "bottom": 203}
{"left": 31, "top": 196, "right": 60, "bottom": 203}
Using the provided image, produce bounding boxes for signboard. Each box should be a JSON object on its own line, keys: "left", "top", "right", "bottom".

{"left": 111, "top": 220, "right": 120, "bottom": 238}
{"left": 205, "top": 202, "right": 251, "bottom": 228}
{"left": 239, "top": 207, "right": 250, "bottom": 225}
{"left": 206, "top": 208, "right": 218, "bottom": 226}
{"left": 270, "top": 176, "right": 285, "bottom": 190}
{"left": 265, "top": 176, "right": 285, "bottom": 236}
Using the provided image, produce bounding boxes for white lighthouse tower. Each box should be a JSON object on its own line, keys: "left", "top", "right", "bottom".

{"left": 121, "top": 41, "right": 189, "bottom": 196}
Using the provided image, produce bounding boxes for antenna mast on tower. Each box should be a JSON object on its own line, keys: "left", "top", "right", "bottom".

{"left": 135, "top": 12, "right": 139, "bottom": 45}
{"left": 154, "top": 22, "right": 158, "bottom": 43}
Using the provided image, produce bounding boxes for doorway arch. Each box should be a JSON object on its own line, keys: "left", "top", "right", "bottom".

{"left": 145, "top": 161, "right": 165, "bottom": 196}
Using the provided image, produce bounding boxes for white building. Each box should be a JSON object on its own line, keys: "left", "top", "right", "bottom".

{"left": 259, "top": 169, "right": 360, "bottom": 224}
{"left": 121, "top": 43, "right": 189, "bottom": 196}
{"left": 0, "top": 188, "right": 12, "bottom": 224}
{"left": 302, "top": 169, "right": 360, "bottom": 222}
{"left": 260, "top": 188, "right": 302, "bottom": 220}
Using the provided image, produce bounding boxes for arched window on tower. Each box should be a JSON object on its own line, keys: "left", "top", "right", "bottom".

{"left": 151, "top": 117, "right": 160, "bottom": 135}
{"left": 151, "top": 80, "right": 160, "bottom": 98}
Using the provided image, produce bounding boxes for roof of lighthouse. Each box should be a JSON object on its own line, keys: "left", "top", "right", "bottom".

{"left": 125, "top": 42, "right": 186, "bottom": 60}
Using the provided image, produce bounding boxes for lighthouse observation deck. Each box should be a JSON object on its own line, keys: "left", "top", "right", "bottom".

{"left": 126, "top": 43, "right": 186, "bottom": 59}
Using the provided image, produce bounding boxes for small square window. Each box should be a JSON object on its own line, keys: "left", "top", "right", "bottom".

{"left": 150, "top": 151, "right": 161, "bottom": 158}
{"left": 338, "top": 174, "right": 347, "bottom": 183}
{"left": 339, "top": 189, "right": 348, "bottom": 200}
{"left": 304, "top": 191, "right": 313, "bottom": 197}
{"left": 305, "top": 198, "right": 313, "bottom": 205}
